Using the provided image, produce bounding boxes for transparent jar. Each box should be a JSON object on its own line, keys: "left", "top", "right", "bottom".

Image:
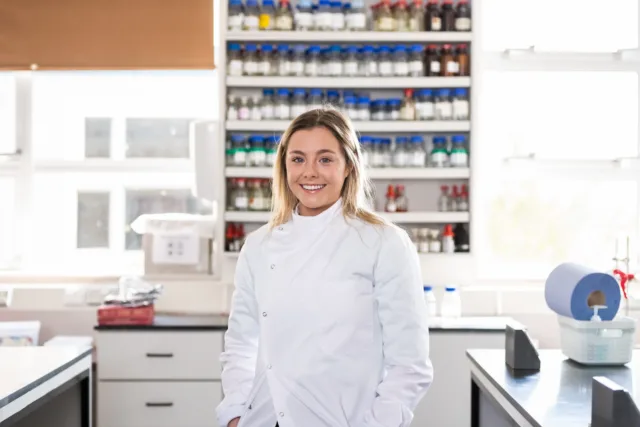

{"left": 449, "top": 135, "right": 468, "bottom": 167}
{"left": 400, "top": 89, "right": 416, "bottom": 121}
{"left": 376, "top": 0, "right": 395, "bottom": 31}
{"left": 327, "top": 45, "right": 343, "bottom": 77}
{"left": 230, "top": 179, "right": 248, "bottom": 211}
{"left": 346, "top": 0, "right": 367, "bottom": 30}
{"left": 275, "top": 0, "right": 294, "bottom": 30}
{"left": 435, "top": 89, "right": 453, "bottom": 120}
{"left": 231, "top": 135, "right": 248, "bottom": 166}
{"left": 243, "top": 0, "right": 261, "bottom": 30}
{"left": 259, "top": 0, "right": 276, "bottom": 30}
{"left": 331, "top": 1, "right": 345, "bottom": 30}
{"left": 307, "top": 88, "right": 323, "bottom": 110}
{"left": 343, "top": 46, "right": 359, "bottom": 77}
{"left": 295, "top": 0, "right": 314, "bottom": 30}
{"left": 265, "top": 136, "right": 278, "bottom": 166}
{"left": 275, "top": 89, "right": 291, "bottom": 119}
{"left": 416, "top": 89, "right": 435, "bottom": 121}
{"left": 393, "top": 136, "right": 410, "bottom": 167}
{"left": 378, "top": 46, "right": 393, "bottom": 77}
{"left": 258, "top": 45, "right": 276, "bottom": 76}
{"left": 326, "top": 90, "right": 341, "bottom": 108}
{"left": 408, "top": 0, "right": 425, "bottom": 31}
{"left": 276, "top": 44, "right": 291, "bottom": 76}
{"left": 261, "top": 89, "right": 275, "bottom": 119}
{"left": 360, "top": 136, "right": 373, "bottom": 167}
{"left": 228, "top": 0, "right": 244, "bottom": 31}
{"left": 248, "top": 136, "right": 267, "bottom": 166}
{"left": 382, "top": 138, "right": 393, "bottom": 167}
{"left": 227, "top": 44, "right": 243, "bottom": 76}
{"left": 290, "top": 88, "right": 307, "bottom": 118}
{"left": 430, "top": 136, "right": 449, "bottom": 167}
{"left": 386, "top": 99, "right": 401, "bottom": 121}
{"left": 290, "top": 44, "right": 306, "bottom": 76}
{"left": 371, "top": 100, "right": 386, "bottom": 121}
{"left": 243, "top": 44, "right": 259, "bottom": 76}
{"left": 408, "top": 44, "right": 425, "bottom": 77}
{"left": 227, "top": 95, "right": 239, "bottom": 120}
{"left": 319, "top": 48, "right": 330, "bottom": 76}
{"left": 305, "top": 45, "right": 322, "bottom": 76}
{"left": 248, "top": 179, "right": 267, "bottom": 211}
{"left": 357, "top": 96, "right": 371, "bottom": 121}
{"left": 315, "top": 0, "right": 333, "bottom": 30}
{"left": 344, "top": 95, "right": 358, "bottom": 120}
{"left": 250, "top": 96, "right": 262, "bottom": 120}
{"left": 409, "top": 135, "right": 426, "bottom": 167}
{"left": 371, "top": 138, "right": 384, "bottom": 167}
{"left": 360, "top": 45, "right": 378, "bottom": 76}
{"left": 238, "top": 96, "right": 250, "bottom": 120}
{"left": 393, "top": 0, "right": 410, "bottom": 31}
{"left": 392, "top": 45, "right": 409, "bottom": 77}
{"left": 452, "top": 88, "right": 469, "bottom": 120}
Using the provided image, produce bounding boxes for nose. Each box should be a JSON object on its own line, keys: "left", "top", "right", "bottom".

{"left": 302, "top": 160, "right": 319, "bottom": 178}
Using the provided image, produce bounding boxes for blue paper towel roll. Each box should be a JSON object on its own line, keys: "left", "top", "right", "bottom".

{"left": 545, "top": 262, "right": 621, "bottom": 321}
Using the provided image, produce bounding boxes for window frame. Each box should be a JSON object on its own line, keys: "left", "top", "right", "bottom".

{"left": 472, "top": 1, "right": 640, "bottom": 281}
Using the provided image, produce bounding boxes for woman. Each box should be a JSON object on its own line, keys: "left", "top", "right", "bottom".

{"left": 217, "top": 108, "right": 433, "bottom": 427}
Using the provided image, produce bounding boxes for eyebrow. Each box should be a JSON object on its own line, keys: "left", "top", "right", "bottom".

{"left": 288, "top": 149, "right": 337, "bottom": 156}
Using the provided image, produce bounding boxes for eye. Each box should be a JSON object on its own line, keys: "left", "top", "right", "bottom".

{"left": 319, "top": 157, "right": 333, "bottom": 164}
{"left": 291, "top": 156, "right": 304, "bottom": 163}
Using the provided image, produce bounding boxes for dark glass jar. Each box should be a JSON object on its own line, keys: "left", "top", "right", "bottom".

{"left": 441, "top": 0, "right": 456, "bottom": 31}
{"left": 424, "top": 0, "right": 441, "bottom": 31}
{"left": 455, "top": 0, "right": 471, "bottom": 31}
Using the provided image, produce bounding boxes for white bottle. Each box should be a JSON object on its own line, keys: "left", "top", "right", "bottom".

{"left": 423, "top": 286, "right": 437, "bottom": 318}
{"left": 440, "top": 286, "right": 462, "bottom": 318}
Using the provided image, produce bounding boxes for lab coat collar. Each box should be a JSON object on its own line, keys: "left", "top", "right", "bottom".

{"left": 292, "top": 198, "right": 343, "bottom": 230}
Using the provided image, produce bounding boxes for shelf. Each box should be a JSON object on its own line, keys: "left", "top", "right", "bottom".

{"left": 226, "top": 120, "right": 470, "bottom": 132}
{"left": 224, "top": 251, "right": 471, "bottom": 258}
{"left": 224, "top": 210, "right": 469, "bottom": 223}
{"left": 226, "top": 76, "right": 471, "bottom": 89}
{"left": 226, "top": 31, "right": 473, "bottom": 43}
{"left": 226, "top": 166, "right": 470, "bottom": 179}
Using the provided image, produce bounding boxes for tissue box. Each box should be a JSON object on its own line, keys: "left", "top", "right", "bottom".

{"left": 558, "top": 315, "right": 636, "bottom": 365}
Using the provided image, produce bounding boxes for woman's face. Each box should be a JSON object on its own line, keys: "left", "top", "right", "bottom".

{"left": 286, "top": 127, "right": 349, "bottom": 216}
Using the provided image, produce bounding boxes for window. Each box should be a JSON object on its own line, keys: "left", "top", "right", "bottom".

{"left": 476, "top": 1, "right": 640, "bottom": 280}
{"left": 1, "top": 70, "right": 218, "bottom": 276}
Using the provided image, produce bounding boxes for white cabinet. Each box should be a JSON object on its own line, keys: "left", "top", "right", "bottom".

{"left": 96, "top": 330, "right": 224, "bottom": 427}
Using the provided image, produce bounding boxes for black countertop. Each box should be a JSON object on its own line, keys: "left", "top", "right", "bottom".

{"left": 95, "top": 314, "right": 510, "bottom": 332}
{"left": 467, "top": 349, "right": 640, "bottom": 427}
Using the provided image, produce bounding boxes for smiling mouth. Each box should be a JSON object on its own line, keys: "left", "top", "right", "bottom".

{"left": 300, "top": 184, "right": 326, "bottom": 193}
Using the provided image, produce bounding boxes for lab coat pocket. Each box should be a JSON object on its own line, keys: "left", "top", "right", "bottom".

{"left": 237, "top": 370, "right": 267, "bottom": 427}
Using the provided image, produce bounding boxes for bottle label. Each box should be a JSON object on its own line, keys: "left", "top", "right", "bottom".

{"left": 418, "top": 241, "right": 429, "bottom": 253}
{"left": 258, "top": 61, "right": 271, "bottom": 76}
{"left": 249, "top": 150, "right": 267, "bottom": 167}
{"left": 436, "top": 101, "right": 453, "bottom": 120}
{"left": 417, "top": 101, "right": 435, "bottom": 120}
{"left": 393, "top": 152, "right": 408, "bottom": 167}
{"left": 446, "top": 60, "right": 459, "bottom": 74}
{"left": 234, "top": 150, "right": 247, "bottom": 165}
{"left": 275, "top": 15, "right": 293, "bottom": 30}
{"left": 228, "top": 60, "right": 243, "bottom": 76}
{"left": 347, "top": 13, "right": 367, "bottom": 30}
{"left": 431, "top": 17, "right": 442, "bottom": 31}
{"left": 344, "top": 61, "right": 359, "bottom": 76}
{"left": 278, "top": 62, "right": 290, "bottom": 76}
{"left": 259, "top": 14, "right": 272, "bottom": 30}
{"left": 228, "top": 15, "right": 244, "bottom": 30}
{"left": 329, "top": 61, "right": 343, "bottom": 76}
{"left": 277, "top": 105, "right": 291, "bottom": 120}
{"left": 227, "top": 106, "right": 238, "bottom": 121}
{"left": 243, "top": 61, "right": 259, "bottom": 75}
{"left": 450, "top": 152, "right": 468, "bottom": 167}
{"left": 295, "top": 12, "right": 313, "bottom": 28}
{"left": 410, "top": 60, "right": 424, "bottom": 74}
{"left": 261, "top": 104, "right": 274, "bottom": 119}
{"left": 379, "top": 61, "right": 393, "bottom": 76}
{"left": 412, "top": 151, "right": 426, "bottom": 167}
{"left": 430, "top": 151, "right": 447, "bottom": 167}
{"left": 305, "top": 62, "right": 319, "bottom": 76}
{"left": 430, "top": 60, "right": 441, "bottom": 74}
{"left": 429, "top": 240, "right": 442, "bottom": 253}
{"left": 238, "top": 107, "right": 250, "bottom": 120}
{"left": 393, "top": 62, "right": 409, "bottom": 76}
{"left": 453, "top": 100, "right": 470, "bottom": 120}
{"left": 367, "top": 61, "right": 378, "bottom": 76}
{"left": 332, "top": 14, "right": 345, "bottom": 30}
{"left": 235, "top": 196, "right": 249, "bottom": 210}
{"left": 291, "top": 105, "right": 307, "bottom": 118}
{"left": 266, "top": 152, "right": 277, "bottom": 166}
{"left": 250, "top": 107, "right": 262, "bottom": 121}
{"left": 379, "top": 17, "right": 394, "bottom": 31}
{"left": 455, "top": 17, "right": 472, "bottom": 31}
{"left": 290, "top": 61, "right": 304, "bottom": 75}
{"left": 243, "top": 15, "right": 260, "bottom": 30}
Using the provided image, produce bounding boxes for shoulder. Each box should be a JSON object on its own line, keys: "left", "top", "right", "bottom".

{"left": 346, "top": 216, "right": 413, "bottom": 254}
{"left": 238, "top": 223, "right": 272, "bottom": 261}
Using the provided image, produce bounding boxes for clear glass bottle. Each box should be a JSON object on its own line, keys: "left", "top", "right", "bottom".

{"left": 409, "top": 44, "right": 425, "bottom": 77}
{"left": 265, "top": 136, "right": 278, "bottom": 166}
{"left": 344, "top": 95, "right": 358, "bottom": 120}
{"left": 275, "top": 0, "right": 294, "bottom": 30}
{"left": 227, "top": 43, "right": 243, "bottom": 76}
{"left": 316, "top": 0, "right": 333, "bottom": 30}
{"left": 438, "top": 185, "right": 450, "bottom": 211}
{"left": 275, "top": 88, "right": 291, "bottom": 119}
{"left": 326, "top": 90, "right": 341, "bottom": 108}
{"left": 371, "top": 100, "right": 386, "bottom": 121}
{"left": 386, "top": 99, "right": 401, "bottom": 120}
{"left": 330, "top": 1, "right": 345, "bottom": 30}
{"left": 327, "top": 45, "right": 343, "bottom": 77}
{"left": 305, "top": 45, "right": 322, "bottom": 76}
{"left": 357, "top": 96, "right": 371, "bottom": 120}
{"left": 308, "top": 88, "right": 324, "bottom": 110}
{"left": 343, "top": 46, "right": 359, "bottom": 77}
{"left": 416, "top": 89, "right": 435, "bottom": 121}
{"left": 360, "top": 136, "right": 373, "bottom": 167}
{"left": 248, "top": 135, "right": 266, "bottom": 166}
{"left": 259, "top": 0, "right": 276, "bottom": 30}
{"left": 392, "top": 45, "right": 409, "bottom": 77}
{"left": 261, "top": 89, "right": 275, "bottom": 119}
{"left": 430, "top": 136, "right": 449, "bottom": 167}
{"left": 408, "top": 0, "right": 425, "bottom": 31}
{"left": 393, "top": 136, "right": 409, "bottom": 167}
{"left": 290, "top": 88, "right": 307, "bottom": 118}
{"left": 290, "top": 44, "right": 306, "bottom": 76}
{"left": 250, "top": 95, "right": 262, "bottom": 120}
{"left": 435, "top": 89, "right": 453, "bottom": 120}
{"left": 360, "top": 45, "right": 378, "bottom": 76}
{"left": 410, "top": 135, "right": 426, "bottom": 167}
{"left": 382, "top": 138, "right": 393, "bottom": 167}
{"left": 258, "top": 45, "right": 275, "bottom": 76}
{"left": 231, "top": 135, "right": 248, "bottom": 166}
{"left": 296, "top": 0, "right": 314, "bottom": 30}
{"left": 452, "top": 88, "right": 469, "bottom": 120}
{"left": 238, "top": 96, "right": 250, "bottom": 120}
{"left": 227, "top": 95, "right": 239, "bottom": 120}
{"left": 371, "top": 138, "right": 384, "bottom": 167}
{"left": 346, "top": 0, "right": 367, "bottom": 31}
{"left": 243, "top": 0, "right": 261, "bottom": 30}
{"left": 400, "top": 89, "right": 416, "bottom": 121}
{"left": 393, "top": 0, "right": 410, "bottom": 31}
{"left": 376, "top": 0, "right": 395, "bottom": 31}
{"left": 276, "top": 44, "right": 291, "bottom": 76}
{"left": 378, "top": 46, "right": 393, "bottom": 77}
{"left": 395, "top": 185, "right": 408, "bottom": 211}
{"left": 228, "top": 0, "right": 244, "bottom": 31}
{"left": 248, "top": 179, "right": 266, "bottom": 211}
{"left": 243, "top": 44, "right": 259, "bottom": 76}
{"left": 449, "top": 135, "right": 468, "bottom": 167}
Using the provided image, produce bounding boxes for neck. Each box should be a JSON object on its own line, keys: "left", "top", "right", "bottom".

{"left": 297, "top": 199, "right": 340, "bottom": 217}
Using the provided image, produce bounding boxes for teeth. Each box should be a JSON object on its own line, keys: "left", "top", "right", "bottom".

{"left": 302, "top": 185, "right": 325, "bottom": 190}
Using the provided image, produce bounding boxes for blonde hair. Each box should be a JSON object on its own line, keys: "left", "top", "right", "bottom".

{"left": 269, "top": 108, "right": 386, "bottom": 228}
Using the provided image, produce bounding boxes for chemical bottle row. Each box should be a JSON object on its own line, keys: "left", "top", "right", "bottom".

{"left": 226, "top": 222, "right": 247, "bottom": 252}
{"left": 229, "top": 0, "right": 471, "bottom": 33}
{"left": 410, "top": 223, "right": 469, "bottom": 254}
{"left": 228, "top": 43, "right": 469, "bottom": 77}
{"left": 361, "top": 134, "right": 468, "bottom": 168}
{"left": 227, "top": 178, "right": 274, "bottom": 212}
{"left": 424, "top": 286, "right": 463, "bottom": 319}
{"left": 227, "top": 88, "right": 469, "bottom": 122}
{"left": 437, "top": 184, "right": 469, "bottom": 212}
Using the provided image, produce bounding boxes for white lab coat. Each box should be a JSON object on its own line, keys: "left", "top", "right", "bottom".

{"left": 217, "top": 199, "right": 433, "bottom": 427}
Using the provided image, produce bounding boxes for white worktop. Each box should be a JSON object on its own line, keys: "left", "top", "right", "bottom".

{"left": 0, "top": 346, "right": 92, "bottom": 410}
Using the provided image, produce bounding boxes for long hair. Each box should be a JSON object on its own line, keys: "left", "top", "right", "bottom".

{"left": 269, "top": 108, "right": 386, "bottom": 228}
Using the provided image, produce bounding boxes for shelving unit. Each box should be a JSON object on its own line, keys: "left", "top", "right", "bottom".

{"left": 217, "top": 1, "right": 474, "bottom": 258}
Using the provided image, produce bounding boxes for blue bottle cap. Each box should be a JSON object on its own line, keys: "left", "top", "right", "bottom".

{"left": 433, "top": 136, "right": 447, "bottom": 144}
{"left": 263, "top": 88, "right": 274, "bottom": 95}
{"left": 344, "top": 95, "right": 357, "bottom": 103}
{"left": 451, "top": 135, "right": 466, "bottom": 144}
{"left": 360, "top": 136, "right": 373, "bottom": 144}
{"left": 231, "top": 134, "right": 245, "bottom": 142}
{"left": 439, "top": 89, "right": 451, "bottom": 97}
{"left": 454, "top": 88, "right": 468, "bottom": 97}
{"left": 445, "top": 286, "right": 457, "bottom": 292}
{"left": 245, "top": 44, "right": 257, "bottom": 51}
{"left": 410, "top": 136, "right": 424, "bottom": 143}
{"left": 277, "top": 88, "right": 290, "bottom": 96}
{"left": 248, "top": 135, "right": 264, "bottom": 143}
{"left": 261, "top": 45, "right": 273, "bottom": 52}
{"left": 423, "top": 285, "right": 433, "bottom": 291}
{"left": 277, "top": 44, "right": 289, "bottom": 52}
{"left": 419, "top": 89, "right": 433, "bottom": 97}
{"left": 309, "top": 88, "right": 323, "bottom": 96}
{"left": 396, "top": 136, "right": 409, "bottom": 144}
{"left": 229, "top": 43, "right": 241, "bottom": 50}
{"left": 411, "top": 44, "right": 424, "bottom": 52}
{"left": 358, "top": 96, "right": 370, "bottom": 104}
{"left": 293, "top": 88, "right": 306, "bottom": 96}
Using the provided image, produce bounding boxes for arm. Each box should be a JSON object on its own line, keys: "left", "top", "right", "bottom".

{"left": 363, "top": 226, "right": 434, "bottom": 427}
{"left": 216, "top": 245, "right": 260, "bottom": 427}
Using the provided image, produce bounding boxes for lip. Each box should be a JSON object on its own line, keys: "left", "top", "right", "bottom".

{"left": 300, "top": 184, "right": 326, "bottom": 194}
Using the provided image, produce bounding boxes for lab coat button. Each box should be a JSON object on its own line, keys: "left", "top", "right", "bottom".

{"left": 270, "top": 264, "right": 275, "bottom": 269}
{"left": 262, "top": 312, "right": 267, "bottom": 317}
{"left": 279, "top": 412, "right": 284, "bottom": 417}
{"left": 267, "top": 364, "right": 272, "bottom": 369}
{"left": 278, "top": 227, "right": 283, "bottom": 231}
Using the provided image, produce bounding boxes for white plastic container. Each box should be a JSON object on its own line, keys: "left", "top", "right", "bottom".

{"left": 0, "top": 321, "right": 41, "bottom": 346}
{"left": 557, "top": 315, "right": 636, "bottom": 365}
{"left": 440, "top": 286, "right": 462, "bottom": 318}
{"left": 423, "top": 286, "right": 437, "bottom": 318}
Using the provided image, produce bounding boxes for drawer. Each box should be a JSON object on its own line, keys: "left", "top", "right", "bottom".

{"left": 96, "top": 331, "right": 223, "bottom": 380}
{"left": 98, "top": 381, "right": 222, "bottom": 427}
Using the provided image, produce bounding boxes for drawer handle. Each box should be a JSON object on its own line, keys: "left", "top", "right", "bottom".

{"left": 145, "top": 352, "right": 174, "bottom": 358}
{"left": 145, "top": 402, "right": 174, "bottom": 407}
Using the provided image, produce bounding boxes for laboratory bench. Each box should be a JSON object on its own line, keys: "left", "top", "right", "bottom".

{"left": 467, "top": 348, "right": 640, "bottom": 427}
{"left": 0, "top": 345, "right": 92, "bottom": 427}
